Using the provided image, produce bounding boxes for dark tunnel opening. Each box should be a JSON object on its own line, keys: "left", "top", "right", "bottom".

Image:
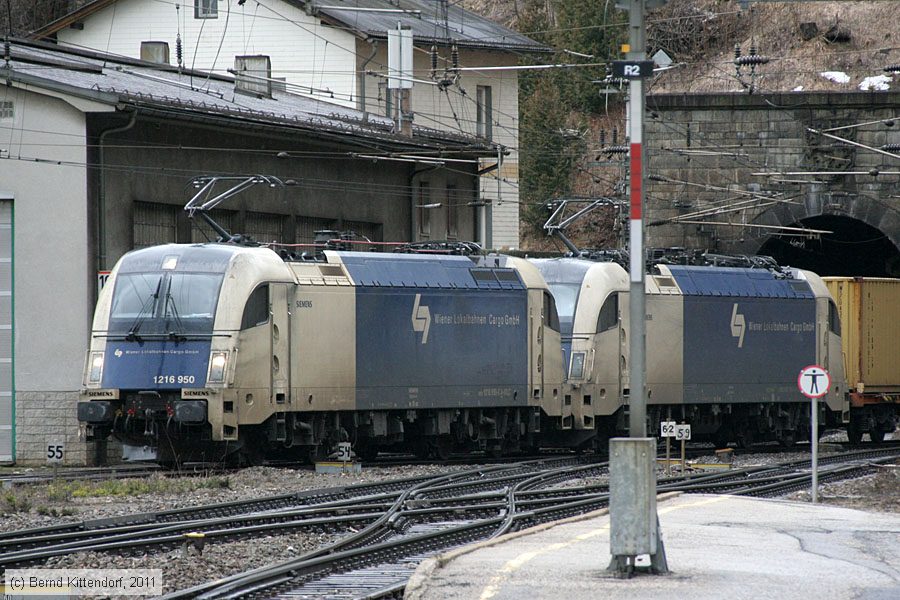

{"left": 757, "top": 215, "right": 900, "bottom": 277}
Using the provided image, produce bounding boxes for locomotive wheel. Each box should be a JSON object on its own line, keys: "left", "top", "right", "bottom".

{"left": 847, "top": 423, "right": 862, "bottom": 445}
{"left": 736, "top": 429, "right": 755, "bottom": 449}
{"left": 777, "top": 430, "right": 797, "bottom": 448}
{"left": 355, "top": 441, "right": 379, "bottom": 462}
{"left": 869, "top": 430, "right": 886, "bottom": 443}
{"left": 435, "top": 436, "right": 453, "bottom": 461}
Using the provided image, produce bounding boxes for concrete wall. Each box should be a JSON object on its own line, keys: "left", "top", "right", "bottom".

{"left": 0, "top": 87, "right": 93, "bottom": 465}
{"left": 92, "top": 113, "right": 480, "bottom": 269}
{"left": 57, "top": 0, "right": 359, "bottom": 107}
{"left": 644, "top": 91, "right": 900, "bottom": 255}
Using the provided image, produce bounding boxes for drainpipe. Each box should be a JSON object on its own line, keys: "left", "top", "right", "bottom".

{"left": 358, "top": 40, "right": 379, "bottom": 121}
{"left": 97, "top": 109, "right": 138, "bottom": 272}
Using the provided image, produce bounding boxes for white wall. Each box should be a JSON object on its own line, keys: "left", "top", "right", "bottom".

{"left": 58, "top": 0, "right": 359, "bottom": 107}
{"left": 0, "top": 85, "right": 93, "bottom": 464}
{"left": 363, "top": 45, "right": 522, "bottom": 248}
{"left": 0, "top": 87, "right": 90, "bottom": 390}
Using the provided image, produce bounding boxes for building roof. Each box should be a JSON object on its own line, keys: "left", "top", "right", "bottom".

{"left": 31, "top": 0, "right": 548, "bottom": 53}
{"left": 0, "top": 38, "right": 494, "bottom": 154}
{"left": 312, "top": 0, "right": 548, "bottom": 52}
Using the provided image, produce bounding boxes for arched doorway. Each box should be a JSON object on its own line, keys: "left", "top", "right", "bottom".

{"left": 757, "top": 215, "right": 900, "bottom": 277}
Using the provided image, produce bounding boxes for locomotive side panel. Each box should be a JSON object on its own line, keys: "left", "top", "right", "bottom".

{"left": 353, "top": 287, "right": 528, "bottom": 410}
{"left": 681, "top": 295, "right": 816, "bottom": 403}
{"left": 644, "top": 294, "right": 684, "bottom": 406}
{"left": 289, "top": 281, "right": 357, "bottom": 412}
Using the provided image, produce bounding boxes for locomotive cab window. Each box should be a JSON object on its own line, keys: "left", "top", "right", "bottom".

{"left": 241, "top": 285, "right": 269, "bottom": 330}
{"left": 828, "top": 299, "right": 840, "bottom": 335}
{"left": 597, "top": 293, "right": 619, "bottom": 332}
{"left": 543, "top": 291, "right": 560, "bottom": 332}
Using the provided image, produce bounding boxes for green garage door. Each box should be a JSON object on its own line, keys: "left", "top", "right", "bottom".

{"left": 0, "top": 198, "right": 11, "bottom": 463}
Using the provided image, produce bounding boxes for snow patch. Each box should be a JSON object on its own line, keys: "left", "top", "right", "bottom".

{"left": 793, "top": 86, "right": 804, "bottom": 92}
{"left": 820, "top": 71, "right": 850, "bottom": 84}
{"left": 859, "top": 74, "right": 892, "bottom": 91}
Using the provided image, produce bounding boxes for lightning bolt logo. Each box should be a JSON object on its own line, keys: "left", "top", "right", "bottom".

{"left": 412, "top": 293, "right": 431, "bottom": 344}
{"left": 730, "top": 303, "right": 746, "bottom": 348}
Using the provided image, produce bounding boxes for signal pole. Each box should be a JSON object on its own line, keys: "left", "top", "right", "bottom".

{"left": 607, "top": 0, "right": 667, "bottom": 578}
{"left": 626, "top": 0, "right": 648, "bottom": 439}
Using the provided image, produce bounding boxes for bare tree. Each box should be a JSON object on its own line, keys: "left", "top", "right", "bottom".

{"left": 1, "top": 0, "right": 77, "bottom": 37}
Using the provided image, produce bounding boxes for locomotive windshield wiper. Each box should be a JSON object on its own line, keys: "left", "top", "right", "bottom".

{"left": 164, "top": 282, "right": 186, "bottom": 342}
{"left": 126, "top": 277, "right": 163, "bottom": 342}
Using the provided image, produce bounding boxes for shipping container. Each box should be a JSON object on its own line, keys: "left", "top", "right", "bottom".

{"left": 824, "top": 277, "right": 900, "bottom": 442}
{"left": 824, "top": 277, "right": 900, "bottom": 393}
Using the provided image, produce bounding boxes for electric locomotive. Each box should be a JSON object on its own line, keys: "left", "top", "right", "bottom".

{"left": 77, "top": 243, "right": 566, "bottom": 464}
{"left": 531, "top": 254, "right": 847, "bottom": 449}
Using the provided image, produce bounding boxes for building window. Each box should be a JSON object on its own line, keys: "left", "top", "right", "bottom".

{"left": 476, "top": 85, "right": 492, "bottom": 140}
{"left": 0, "top": 101, "right": 13, "bottom": 120}
{"left": 195, "top": 0, "right": 218, "bottom": 19}
{"left": 417, "top": 182, "right": 431, "bottom": 237}
{"left": 446, "top": 185, "right": 458, "bottom": 239}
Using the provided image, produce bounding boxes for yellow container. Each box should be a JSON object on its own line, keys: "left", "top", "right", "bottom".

{"left": 824, "top": 277, "right": 900, "bottom": 393}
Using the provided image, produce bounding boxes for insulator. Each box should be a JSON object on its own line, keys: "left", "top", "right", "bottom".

{"left": 612, "top": 127, "right": 618, "bottom": 145}
{"left": 734, "top": 45, "right": 741, "bottom": 59}
{"left": 600, "top": 130, "right": 606, "bottom": 146}
{"left": 430, "top": 45, "right": 438, "bottom": 76}
{"left": 176, "top": 33, "right": 183, "bottom": 67}
{"left": 749, "top": 44, "right": 757, "bottom": 57}
{"left": 882, "top": 143, "right": 900, "bottom": 152}
{"left": 451, "top": 44, "right": 459, "bottom": 71}
{"left": 885, "top": 64, "right": 900, "bottom": 73}
{"left": 686, "top": 123, "right": 691, "bottom": 148}
{"left": 3, "top": 40, "right": 9, "bottom": 62}
{"left": 735, "top": 54, "right": 770, "bottom": 66}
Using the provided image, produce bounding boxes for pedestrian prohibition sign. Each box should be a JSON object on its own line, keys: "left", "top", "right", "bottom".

{"left": 798, "top": 365, "right": 830, "bottom": 399}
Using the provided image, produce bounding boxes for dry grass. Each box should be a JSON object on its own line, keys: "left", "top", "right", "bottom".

{"left": 650, "top": 1, "right": 898, "bottom": 94}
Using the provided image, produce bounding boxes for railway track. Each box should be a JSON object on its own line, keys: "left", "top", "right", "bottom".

{"left": 2, "top": 447, "right": 896, "bottom": 598}
{"left": 0, "top": 455, "right": 597, "bottom": 569}
{"left": 163, "top": 448, "right": 899, "bottom": 599}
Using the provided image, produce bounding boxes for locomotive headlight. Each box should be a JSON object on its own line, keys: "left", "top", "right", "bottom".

{"left": 207, "top": 351, "right": 229, "bottom": 383}
{"left": 88, "top": 351, "right": 105, "bottom": 384}
{"left": 569, "top": 352, "right": 585, "bottom": 379}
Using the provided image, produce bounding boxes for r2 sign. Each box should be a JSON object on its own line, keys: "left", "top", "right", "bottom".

{"left": 46, "top": 442, "right": 64, "bottom": 463}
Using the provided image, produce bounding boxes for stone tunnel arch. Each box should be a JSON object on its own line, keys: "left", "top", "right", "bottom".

{"left": 755, "top": 215, "right": 900, "bottom": 277}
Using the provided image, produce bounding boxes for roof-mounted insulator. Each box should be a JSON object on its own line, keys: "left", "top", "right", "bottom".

{"left": 451, "top": 44, "right": 459, "bottom": 72}
{"left": 600, "top": 130, "right": 606, "bottom": 146}
{"left": 882, "top": 143, "right": 900, "bottom": 152}
{"left": 686, "top": 123, "right": 691, "bottom": 148}
{"left": 176, "top": 33, "right": 183, "bottom": 71}
{"left": 430, "top": 45, "right": 438, "bottom": 78}
{"left": 883, "top": 64, "right": 900, "bottom": 73}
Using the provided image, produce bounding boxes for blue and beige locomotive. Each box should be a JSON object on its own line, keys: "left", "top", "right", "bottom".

{"left": 78, "top": 243, "right": 565, "bottom": 463}
{"left": 530, "top": 252, "right": 847, "bottom": 449}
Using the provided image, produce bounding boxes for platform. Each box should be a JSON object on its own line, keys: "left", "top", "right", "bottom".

{"left": 405, "top": 494, "right": 900, "bottom": 600}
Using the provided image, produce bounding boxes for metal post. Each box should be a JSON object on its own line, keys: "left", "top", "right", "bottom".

{"left": 607, "top": 0, "right": 667, "bottom": 578}
{"left": 811, "top": 396, "right": 818, "bottom": 502}
{"left": 627, "top": 0, "right": 647, "bottom": 439}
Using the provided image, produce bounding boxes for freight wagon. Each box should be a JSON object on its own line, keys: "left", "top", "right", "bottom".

{"left": 824, "top": 277, "right": 900, "bottom": 442}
